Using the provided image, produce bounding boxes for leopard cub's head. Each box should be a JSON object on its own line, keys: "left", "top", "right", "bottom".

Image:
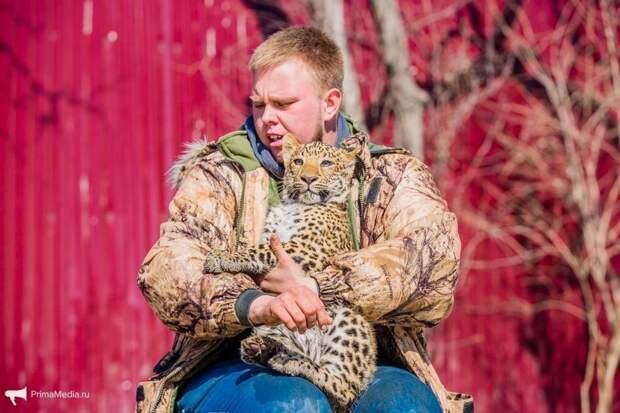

{"left": 280, "top": 133, "right": 366, "bottom": 204}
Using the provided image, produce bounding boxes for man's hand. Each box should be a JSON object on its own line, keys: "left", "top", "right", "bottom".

{"left": 248, "top": 289, "right": 332, "bottom": 333}
{"left": 248, "top": 233, "right": 332, "bottom": 333}
{"left": 258, "top": 233, "right": 318, "bottom": 294}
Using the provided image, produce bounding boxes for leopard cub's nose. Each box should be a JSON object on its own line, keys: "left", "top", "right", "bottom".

{"left": 301, "top": 175, "right": 318, "bottom": 184}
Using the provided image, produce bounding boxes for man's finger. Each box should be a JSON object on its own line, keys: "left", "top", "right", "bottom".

{"left": 317, "top": 308, "right": 332, "bottom": 327}
{"left": 269, "top": 233, "right": 289, "bottom": 262}
{"left": 294, "top": 293, "right": 321, "bottom": 318}
{"left": 288, "top": 286, "right": 328, "bottom": 329}
{"left": 306, "top": 313, "right": 318, "bottom": 328}
{"left": 294, "top": 297, "right": 318, "bottom": 329}
{"left": 281, "top": 295, "right": 308, "bottom": 333}
{"left": 269, "top": 301, "right": 296, "bottom": 330}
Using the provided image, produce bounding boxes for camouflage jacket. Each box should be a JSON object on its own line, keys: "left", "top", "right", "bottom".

{"left": 136, "top": 126, "right": 473, "bottom": 413}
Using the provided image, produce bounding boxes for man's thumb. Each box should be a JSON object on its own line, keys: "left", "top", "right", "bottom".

{"left": 269, "top": 233, "right": 287, "bottom": 260}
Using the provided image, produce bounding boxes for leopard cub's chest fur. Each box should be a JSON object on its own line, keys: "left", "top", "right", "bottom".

{"left": 260, "top": 202, "right": 352, "bottom": 271}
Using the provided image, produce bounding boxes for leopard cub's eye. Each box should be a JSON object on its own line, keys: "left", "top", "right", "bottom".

{"left": 320, "top": 159, "right": 333, "bottom": 168}
{"left": 293, "top": 158, "right": 304, "bottom": 166}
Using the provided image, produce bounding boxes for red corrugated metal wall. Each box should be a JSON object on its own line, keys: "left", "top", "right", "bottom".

{"left": 1, "top": 1, "right": 607, "bottom": 412}
{"left": 1, "top": 1, "right": 295, "bottom": 411}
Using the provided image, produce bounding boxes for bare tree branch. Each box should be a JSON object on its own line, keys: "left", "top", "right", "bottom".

{"left": 423, "top": 1, "right": 620, "bottom": 410}
{"left": 242, "top": 0, "right": 290, "bottom": 38}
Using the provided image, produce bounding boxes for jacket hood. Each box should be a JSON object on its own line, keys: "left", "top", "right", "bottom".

{"left": 167, "top": 138, "right": 217, "bottom": 188}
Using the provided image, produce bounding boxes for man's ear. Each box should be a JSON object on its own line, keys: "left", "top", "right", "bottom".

{"left": 341, "top": 132, "right": 368, "bottom": 159}
{"left": 282, "top": 133, "right": 300, "bottom": 165}
{"left": 322, "top": 88, "right": 342, "bottom": 122}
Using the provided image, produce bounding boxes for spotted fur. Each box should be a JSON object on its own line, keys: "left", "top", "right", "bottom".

{"left": 203, "top": 134, "right": 377, "bottom": 412}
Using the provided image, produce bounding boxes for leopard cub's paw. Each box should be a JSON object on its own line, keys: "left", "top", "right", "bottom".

{"left": 241, "top": 335, "right": 283, "bottom": 366}
{"left": 203, "top": 251, "right": 225, "bottom": 274}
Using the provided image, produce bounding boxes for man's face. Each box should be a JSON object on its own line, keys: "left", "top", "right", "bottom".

{"left": 251, "top": 58, "right": 324, "bottom": 163}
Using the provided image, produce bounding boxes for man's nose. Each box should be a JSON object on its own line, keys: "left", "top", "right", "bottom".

{"left": 301, "top": 175, "right": 318, "bottom": 184}
{"left": 261, "top": 105, "right": 277, "bottom": 125}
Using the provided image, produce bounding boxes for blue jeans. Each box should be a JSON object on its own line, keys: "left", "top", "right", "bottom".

{"left": 176, "top": 360, "right": 442, "bottom": 413}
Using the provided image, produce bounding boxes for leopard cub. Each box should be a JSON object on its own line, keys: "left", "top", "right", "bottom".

{"left": 203, "top": 133, "right": 377, "bottom": 412}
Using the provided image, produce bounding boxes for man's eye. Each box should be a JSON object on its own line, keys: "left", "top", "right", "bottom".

{"left": 275, "top": 102, "right": 291, "bottom": 109}
{"left": 252, "top": 102, "right": 265, "bottom": 109}
{"left": 293, "top": 158, "right": 304, "bottom": 166}
{"left": 320, "top": 160, "right": 333, "bottom": 167}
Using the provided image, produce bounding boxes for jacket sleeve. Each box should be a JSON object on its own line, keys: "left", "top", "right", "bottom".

{"left": 312, "top": 157, "right": 460, "bottom": 329}
{"left": 137, "top": 158, "right": 257, "bottom": 339}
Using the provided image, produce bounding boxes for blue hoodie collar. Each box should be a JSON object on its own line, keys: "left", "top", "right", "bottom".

{"left": 244, "top": 113, "right": 350, "bottom": 179}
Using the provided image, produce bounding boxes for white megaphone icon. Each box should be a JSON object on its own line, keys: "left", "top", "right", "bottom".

{"left": 4, "top": 386, "right": 27, "bottom": 406}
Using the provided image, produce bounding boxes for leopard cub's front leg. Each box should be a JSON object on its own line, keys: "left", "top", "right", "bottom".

{"left": 202, "top": 244, "right": 277, "bottom": 275}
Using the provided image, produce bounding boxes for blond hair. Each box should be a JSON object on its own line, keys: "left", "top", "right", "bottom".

{"left": 249, "top": 27, "right": 343, "bottom": 92}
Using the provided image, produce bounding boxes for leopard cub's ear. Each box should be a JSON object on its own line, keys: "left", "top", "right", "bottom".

{"left": 341, "top": 132, "right": 368, "bottom": 159}
{"left": 282, "top": 133, "right": 301, "bottom": 166}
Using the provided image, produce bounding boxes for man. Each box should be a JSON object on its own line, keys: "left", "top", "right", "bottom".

{"left": 136, "top": 27, "right": 472, "bottom": 413}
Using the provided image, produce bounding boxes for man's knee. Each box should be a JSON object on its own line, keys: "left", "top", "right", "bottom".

{"left": 248, "top": 373, "right": 332, "bottom": 413}
{"left": 353, "top": 366, "right": 442, "bottom": 413}
{"left": 177, "top": 363, "right": 332, "bottom": 413}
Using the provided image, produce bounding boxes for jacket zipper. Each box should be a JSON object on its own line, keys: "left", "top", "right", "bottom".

{"left": 148, "top": 364, "right": 183, "bottom": 413}
{"left": 234, "top": 169, "right": 247, "bottom": 250}
{"left": 358, "top": 173, "right": 366, "bottom": 219}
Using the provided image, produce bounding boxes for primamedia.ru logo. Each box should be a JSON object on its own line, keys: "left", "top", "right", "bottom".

{"left": 4, "top": 386, "right": 90, "bottom": 406}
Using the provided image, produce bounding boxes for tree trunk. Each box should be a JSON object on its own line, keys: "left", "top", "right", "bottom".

{"left": 370, "top": 0, "right": 428, "bottom": 158}
{"left": 596, "top": 327, "right": 620, "bottom": 413}
{"left": 309, "top": 0, "right": 367, "bottom": 131}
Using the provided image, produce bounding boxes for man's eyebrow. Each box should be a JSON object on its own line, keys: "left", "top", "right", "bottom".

{"left": 249, "top": 94, "right": 298, "bottom": 103}
{"left": 269, "top": 96, "right": 298, "bottom": 103}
